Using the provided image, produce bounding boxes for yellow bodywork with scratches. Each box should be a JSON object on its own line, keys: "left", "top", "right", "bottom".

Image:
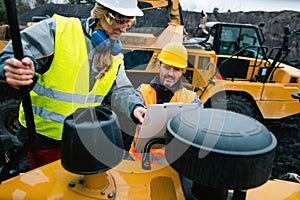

{"left": 0, "top": 159, "right": 300, "bottom": 199}
{"left": 0, "top": 160, "right": 185, "bottom": 200}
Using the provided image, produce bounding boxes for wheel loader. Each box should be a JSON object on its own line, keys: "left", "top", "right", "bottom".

{"left": 0, "top": 1, "right": 300, "bottom": 199}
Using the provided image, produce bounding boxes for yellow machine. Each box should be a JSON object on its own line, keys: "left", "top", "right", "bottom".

{"left": 1, "top": 0, "right": 299, "bottom": 150}
{"left": 0, "top": 159, "right": 300, "bottom": 200}
{"left": 121, "top": 0, "right": 300, "bottom": 120}
{"left": 0, "top": 1, "right": 300, "bottom": 200}
{"left": 1, "top": 107, "right": 300, "bottom": 200}
{"left": 1, "top": 0, "right": 300, "bottom": 141}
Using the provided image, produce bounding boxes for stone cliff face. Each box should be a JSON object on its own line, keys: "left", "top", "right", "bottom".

{"left": 19, "top": 4, "right": 300, "bottom": 68}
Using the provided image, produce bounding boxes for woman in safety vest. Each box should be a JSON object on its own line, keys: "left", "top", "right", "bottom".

{"left": 129, "top": 42, "right": 203, "bottom": 164}
{"left": 0, "top": 0, "right": 146, "bottom": 169}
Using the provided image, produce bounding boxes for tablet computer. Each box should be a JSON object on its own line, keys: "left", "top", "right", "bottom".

{"left": 135, "top": 103, "right": 199, "bottom": 150}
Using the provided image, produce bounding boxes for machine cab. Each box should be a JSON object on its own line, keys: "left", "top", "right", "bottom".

{"left": 197, "top": 22, "right": 266, "bottom": 59}
{"left": 213, "top": 23, "right": 265, "bottom": 59}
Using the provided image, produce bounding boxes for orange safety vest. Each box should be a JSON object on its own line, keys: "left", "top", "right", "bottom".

{"left": 129, "top": 84, "right": 197, "bottom": 164}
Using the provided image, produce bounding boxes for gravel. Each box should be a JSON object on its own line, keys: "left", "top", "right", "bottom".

{"left": 263, "top": 113, "right": 300, "bottom": 179}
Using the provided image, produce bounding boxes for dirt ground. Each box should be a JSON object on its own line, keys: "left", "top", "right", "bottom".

{"left": 263, "top": 113, "right": 300, "bottom": 179}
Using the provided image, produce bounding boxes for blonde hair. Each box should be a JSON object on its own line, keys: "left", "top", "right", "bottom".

{"left": 91, "top": 3, "right": 113, "bottom": 79}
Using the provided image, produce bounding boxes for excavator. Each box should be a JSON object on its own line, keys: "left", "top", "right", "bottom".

{"left": 0, "top": 0, "right": 300, "bottom": 199}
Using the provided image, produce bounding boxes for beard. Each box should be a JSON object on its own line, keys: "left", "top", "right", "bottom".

{"left": 161, "top": 75, "right": 175, "bottom": 88}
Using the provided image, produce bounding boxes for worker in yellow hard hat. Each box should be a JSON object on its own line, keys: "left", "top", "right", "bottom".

{"left": 129, "top": 42, "right": 203, "bottom": 164}
{"left": 0, "top": 0, "right": 147, "bottom": 169}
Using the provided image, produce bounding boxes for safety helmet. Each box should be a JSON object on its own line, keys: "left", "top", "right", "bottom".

{"left": 96, "top": 0, "right": 143, "bottom": 16}
{"left": 157, "top": 42, "right": 188, "bottom": 69}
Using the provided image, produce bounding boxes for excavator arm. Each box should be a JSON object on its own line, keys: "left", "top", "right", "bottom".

{"left": 138, "top": 0, "right": 181, "bottom": 25}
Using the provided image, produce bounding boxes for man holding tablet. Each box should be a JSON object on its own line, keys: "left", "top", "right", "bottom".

{"left": 129, "top": 42, "right": 203, "bottom": 163}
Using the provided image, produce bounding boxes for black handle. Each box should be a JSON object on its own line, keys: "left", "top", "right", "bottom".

{"left": 0, "top": 0, "right": 36, "bottom": 182}
{"left": 4, "top": 0, "right": 23, "bottom": 60}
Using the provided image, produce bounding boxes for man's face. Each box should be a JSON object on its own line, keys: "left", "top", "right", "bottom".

{"left": 159, "top": 63, "right": 183, "bottom": 88}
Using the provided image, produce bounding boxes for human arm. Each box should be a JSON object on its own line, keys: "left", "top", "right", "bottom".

{"left": 0, "top": 18, "right": 56, "bottom": 87}
{"left": 108, "top": 61, "right": 146, "bottom": 124}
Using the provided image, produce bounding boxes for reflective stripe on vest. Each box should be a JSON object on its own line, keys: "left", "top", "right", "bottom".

{"left": 19, "top": 14, "right": 123, "bottom": 140}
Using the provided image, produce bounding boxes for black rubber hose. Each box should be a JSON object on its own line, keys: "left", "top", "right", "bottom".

{"left": 142, "top": 138, "right": 165, "bottom": 170}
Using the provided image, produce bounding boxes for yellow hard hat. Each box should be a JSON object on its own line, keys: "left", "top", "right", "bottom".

{"left": 157, "top": 42, "right": 188, "bottom": 69}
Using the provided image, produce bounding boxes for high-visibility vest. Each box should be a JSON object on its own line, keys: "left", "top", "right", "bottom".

{"left": 129, "top": 84, "right": 196, "bottom": 163}
{"left": 19, "top": 14, "right": 123, "bottom": 140}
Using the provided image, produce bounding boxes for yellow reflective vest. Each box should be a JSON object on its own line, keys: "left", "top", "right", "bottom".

{"left": 19, "top": 14, "right": 123, "bottom": 140}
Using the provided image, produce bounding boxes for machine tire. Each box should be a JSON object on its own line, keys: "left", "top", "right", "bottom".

{"left": 227, "top": 94, "right": 255, "bottom": 115}
{"left": 0, "top": 99, "right": 20, "bottom": 144}
{"left": 210, "top": 93, "right": 261, "bottom": 120}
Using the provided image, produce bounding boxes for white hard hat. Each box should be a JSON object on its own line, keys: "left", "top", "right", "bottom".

{"left": 96, "top": 0, "right": 144, "bottom": 16}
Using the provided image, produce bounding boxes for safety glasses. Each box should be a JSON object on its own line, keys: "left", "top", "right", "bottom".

{"left": 104, "top": 12, "right": 136, "bottom": 29}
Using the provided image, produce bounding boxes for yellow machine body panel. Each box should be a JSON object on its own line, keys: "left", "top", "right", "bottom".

{"left": 246, "top": 179, "right": 300, "bottom": 200}
{"left": 183, "top": 50, "right": 300, "bottom": 119}
{"left": 1, "top": 159, "right": 300, "bottom": 200}
{"left": 0, "top": 160, "right": 185, "bottom": 200}
{"left": 0, "top": 40, "right": 8, "bottom": 51}
{"left": 121, "top": 24, "right": 184, "bottom": 51}
{"left": 197, "top": 80, "right": 300, "bottom": 119}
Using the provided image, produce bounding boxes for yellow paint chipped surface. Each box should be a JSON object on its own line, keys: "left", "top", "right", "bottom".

{"left": 20, "top": 169, "right": 49, "bottom": 186}
{"left": 12, "top": 189, "right": 26, "bottom": 200}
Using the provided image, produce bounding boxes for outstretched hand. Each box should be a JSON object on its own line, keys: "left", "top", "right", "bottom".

{"left": 4, "top": 57, "right": 35, "bottom": 89}
{"left": 133, "top": 106, "right": 147, "bottom": 124}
